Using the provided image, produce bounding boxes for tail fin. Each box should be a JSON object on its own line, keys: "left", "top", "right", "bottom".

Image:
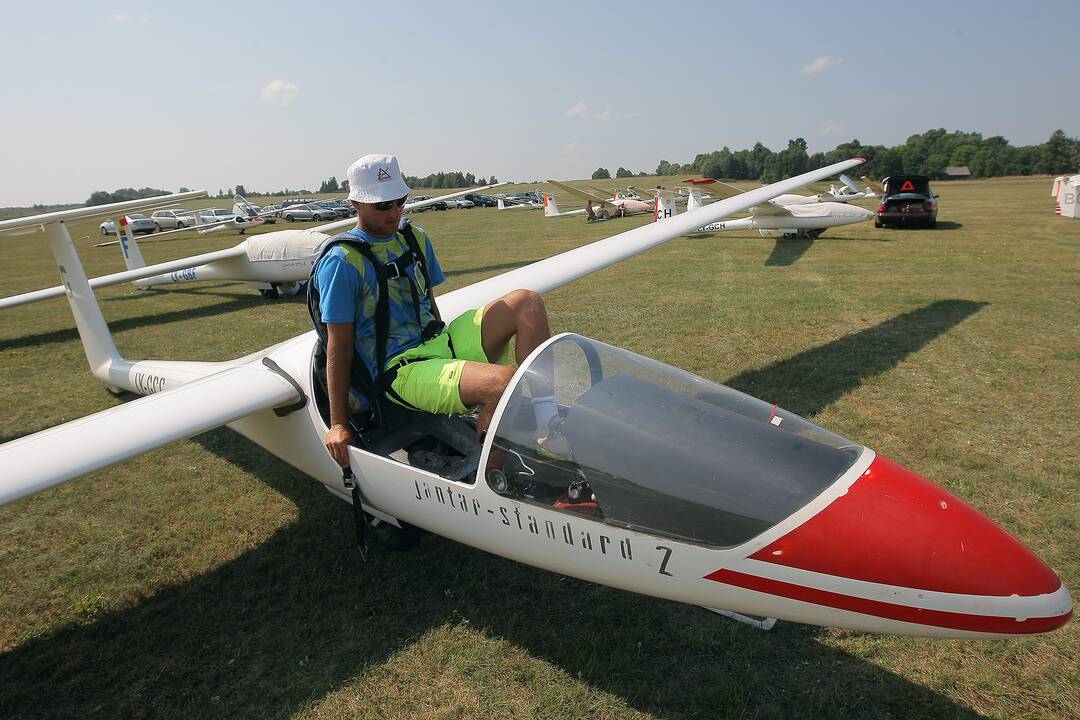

{"left": 838, "top": 174, "right": 863, "bottom": 193}
{"left": 686, "top": 189, "right": 704, "bottom": 213}
{"left": 543, "top": 194, "right": 562, "bottom": 217}
{"left": 117, "top": 216, "right": 147, "bottom": 271}
{"left": 497, "top": 197, "right": 506, "bottom": 210}
{"left": 653, "top": 190, "right": 677, "bottom": 222}
{"left": 233, "top": 193, "right": 259, "bottom": 219}
{"left": 116, "top": 216, "right": 153, "bottom": 290}
{"left": 45, "top": 220, "right": 122, "bottom": 382}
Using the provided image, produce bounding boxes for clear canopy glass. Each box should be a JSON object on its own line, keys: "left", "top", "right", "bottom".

{"left": 486, "top": 335, "right": 864, "bottom": 548}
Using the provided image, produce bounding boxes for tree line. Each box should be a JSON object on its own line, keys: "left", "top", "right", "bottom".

{"left": 652, "top": 129, "right": 1080, "bottom": 182}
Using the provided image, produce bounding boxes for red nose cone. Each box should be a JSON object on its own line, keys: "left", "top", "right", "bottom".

{"left": 752, "top": 456, "right": 1062, "bottom": 598}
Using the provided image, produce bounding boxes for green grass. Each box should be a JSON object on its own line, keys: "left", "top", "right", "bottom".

{"left": 0, "top": 176, "right": 1077, "bottom": 719}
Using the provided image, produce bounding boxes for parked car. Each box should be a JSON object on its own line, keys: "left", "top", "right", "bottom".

{"left": 314, "top": 200, "right": 349, "bottom": 219}
{"left": 281, "top": 205, "right": 320, "bottom": 222}
{"left": 197, "top": 208, "right": 237, "bottom": 226}
{"left": 875, "top": 175, "right": 938, "bottom": 228}
{"left": 448, "top": 198, "right": 475, "bottom": 209}
{"left": 281, "top": 197, "right": 319, "bottom": 209}
{"left": 99, "top": 213, "right": 158, "bottom": 236}
{"left": 149, "top": 209, "right": 196, "bottom": 230}
{"left": 256, "top": 205, "right": 279, "bottom": 224}
{"left": 464, "top": 193, "right": 497, "bottom": 207}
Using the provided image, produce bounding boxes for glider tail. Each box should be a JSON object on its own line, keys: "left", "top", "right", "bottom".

{"left": 653, "top": 190, "right": 677, "bottom": 223}
{"left": 116, "top": 216, "right": 154, "bottom": 290}
{"left": 45, "top": 220, "right": 123, "bottom": 384}
{"left": 543, "top": 193, "right": 561, "bottom": 217}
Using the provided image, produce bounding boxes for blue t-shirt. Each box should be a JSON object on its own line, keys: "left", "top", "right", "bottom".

{"left": 314, "top": 224, "right": 446, "bottom": 380}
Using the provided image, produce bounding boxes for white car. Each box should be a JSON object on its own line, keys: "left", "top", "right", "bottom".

{"left": 196, "top": 208, "right": 236, "bottom": 226}
{"left": 448, "top": 198, "right": 475, "bottom": 209}
{"left": 99, "top": 213, "right": 158, "bottom": 236}
{"left": 149, "top": 209, "right": 196, "bottom": 230}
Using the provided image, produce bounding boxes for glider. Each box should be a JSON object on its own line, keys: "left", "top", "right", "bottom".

{"left": 0, "top": 184, "right": 509, "bottom": 307}
{"left": 0, "top": 157, "right": 1071, "bottom": 638}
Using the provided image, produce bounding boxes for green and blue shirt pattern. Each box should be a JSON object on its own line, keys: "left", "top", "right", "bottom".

{"left": 314, "top": 225, "right": 446, "bottom": 380}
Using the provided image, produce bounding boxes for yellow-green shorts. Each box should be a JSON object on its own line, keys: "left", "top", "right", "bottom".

{"left": 386, "top": 306, "right": 514, "bottom": 414}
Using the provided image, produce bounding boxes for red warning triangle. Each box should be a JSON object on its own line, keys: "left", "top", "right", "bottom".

{"left": 377, "top": 168, "right": 392, "bottom": 182}
{"left": 900, "top": 180, "right": 915, "bottom": 192}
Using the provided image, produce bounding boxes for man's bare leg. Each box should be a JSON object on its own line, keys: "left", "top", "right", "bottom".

{"left": 478, "top": 290, "right": 564, "bottom": 456}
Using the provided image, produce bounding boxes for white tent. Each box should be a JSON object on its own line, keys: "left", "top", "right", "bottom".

{"left": 1059, "top": 175, "right": 1080, "bottom": 219}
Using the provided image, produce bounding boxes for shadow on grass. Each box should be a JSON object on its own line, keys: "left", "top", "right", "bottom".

{"left": 0, "top": 301, "right": 994, "bottom": 719}
{"left": 0, "top": 295, "right": 269, "bottom": 352}
{"left": 726, "top": 299, "right": 988, "bottom": 418}
{"left": 0, "top": 428, "right": 989, "bottom": 720}
{"left": 764, "top": 237, "right": 815, "bottom": 266}
{"left": 443, "top": 259, "right": 540, "bottom": 278}
{"left": 880, "top": 221, "right": 963, "bottom": 231}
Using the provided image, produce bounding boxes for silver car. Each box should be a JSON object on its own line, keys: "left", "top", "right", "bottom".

{"left": 99, "top": 213, "right": 158, "bottom": 236}
{"left": 150, "top": 209, "right": 196, "bottom": 230}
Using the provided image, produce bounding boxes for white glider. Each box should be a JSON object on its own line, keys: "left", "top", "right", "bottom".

{"left": 0, "top": 184, "right": 509, "bottom": 307}
{"left": 1, "top": 157, "right": 1072, "bottom": 639}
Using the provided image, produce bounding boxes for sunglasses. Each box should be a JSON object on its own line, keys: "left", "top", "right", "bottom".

{"left": 372, "top": 196, "right": 409, "bottom": 211}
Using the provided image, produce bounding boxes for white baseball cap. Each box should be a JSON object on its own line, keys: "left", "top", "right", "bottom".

{"left": 346, "top": 153, "right": 411, "bottom": 204}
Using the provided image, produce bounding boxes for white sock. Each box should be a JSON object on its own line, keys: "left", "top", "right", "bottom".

{"left": 531, "top": 395, "right": 559, "bottom": 436}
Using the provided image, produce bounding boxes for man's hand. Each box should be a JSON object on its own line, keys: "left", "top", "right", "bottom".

{"left": 326, "top": 423, "right": 354, "bottom": 468}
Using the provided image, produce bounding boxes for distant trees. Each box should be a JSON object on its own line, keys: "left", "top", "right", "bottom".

{"left": 615, "top": 167, "right": 633, "bottom": 178}
{"left": 403, "top": 171, "right": 485, "bottom": 189}
{"left": 234, "top": 184, "right": 247, "bottom": 197}
{"left": 85, "top": 187, "right": 170, "bottom": 206}
{"left": 591, "top": 167, "right": 611, "bottom": 180}
{"left": 318, "top": 176, "right": 340, "bottom": 193}
{"left": 648, "top": 129, "right": 1080, "bottom": 182}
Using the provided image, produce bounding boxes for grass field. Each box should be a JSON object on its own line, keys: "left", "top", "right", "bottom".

{"left": 0, "top": 176, "right": 1077, "bottom": 719}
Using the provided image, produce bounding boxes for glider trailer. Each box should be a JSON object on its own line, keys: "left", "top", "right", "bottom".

{"left": 0, "top": 158, "right": 1070, "bottom": 639}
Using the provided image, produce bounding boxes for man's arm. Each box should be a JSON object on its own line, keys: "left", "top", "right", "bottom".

{"left": 325, "top": 322, "right": 355, "bottom": 468}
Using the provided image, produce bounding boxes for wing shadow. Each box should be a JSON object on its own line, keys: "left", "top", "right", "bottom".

{"left": 0, "top": 295, "right": 268, "bottom": 352}
{"left": 764, "top": 237, "right": 815, "bottom": 266}
{"left": 725, "top": 299, "right": 988, "bottom": 418}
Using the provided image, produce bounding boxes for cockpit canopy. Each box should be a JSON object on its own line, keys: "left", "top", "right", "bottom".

{"left": 488, "top": 334, "right": 863, "bottom": 548}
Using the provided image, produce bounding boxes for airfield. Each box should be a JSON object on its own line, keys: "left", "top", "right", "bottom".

{"left": 0, "top": 176, "right": 1076, "bottom": 718}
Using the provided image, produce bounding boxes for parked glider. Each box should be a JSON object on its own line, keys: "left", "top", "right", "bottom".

{"left": 0, "top": 157, "right": 1072, "bottom": 638}
{"left": 0, "top": 184, "right": 507, "bottom": 307}
{"left": 673, "top": 179, "right": 872, "bottom": 238}
{"left": 542, "top": 193, "right": 587, "bottom": 218}
{"left": 547, "top": 180, "right": 654, "bottom": 218}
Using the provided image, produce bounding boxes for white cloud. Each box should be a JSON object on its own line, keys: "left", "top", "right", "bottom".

{"left": 820, "top": 123, "right": 847, "bottom": 136}
{"left": 111, "top": 12, "right": 148, "bottom": 23}
{"left": 260, "top": 80, "right": 301, "bottom": 104}
{"left": 800, "top": 55, "right": 841, "bottom": 76}
{"left": 564, "top": 100, "right": 611, "bottom": 121}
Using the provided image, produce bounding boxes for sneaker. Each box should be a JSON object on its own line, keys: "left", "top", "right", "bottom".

{"left": 536, "top": 431, "right": 572, "bottom": 461}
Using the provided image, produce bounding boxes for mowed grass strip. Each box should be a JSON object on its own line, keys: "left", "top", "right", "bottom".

{"left": 0, "top": 177, "right": 1077, "bottom": 719}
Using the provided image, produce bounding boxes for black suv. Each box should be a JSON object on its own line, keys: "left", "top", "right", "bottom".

{"left": 875, "top": 176, "right": 938, "bottom": 228}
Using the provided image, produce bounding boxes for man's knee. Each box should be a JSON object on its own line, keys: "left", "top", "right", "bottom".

{"left": 505, "top": 288, "right": 546, "bottom": 316}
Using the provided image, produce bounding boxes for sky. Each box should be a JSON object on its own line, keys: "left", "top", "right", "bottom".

{"left": 1, "top": 1, "right": 1077, "bottom": 206}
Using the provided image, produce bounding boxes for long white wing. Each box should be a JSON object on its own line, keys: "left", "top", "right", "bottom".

{"left": 0, "top": 191, "right": 207, "bottom": 236}
{"left": 0, "top": 362, "right": 300, "bottom": 506}
{"left": 0, "top": 159, "right": 862, "bottom": 506}
{"left": 439, "top": 159, "right": 864, "bottom": 317}
{"left": 547, "top": 180, "right": 612, "bottom": 206}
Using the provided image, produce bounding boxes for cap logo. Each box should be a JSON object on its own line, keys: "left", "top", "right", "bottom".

{"left": 376, "top": 168, "right": 392, "bottom": 182}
